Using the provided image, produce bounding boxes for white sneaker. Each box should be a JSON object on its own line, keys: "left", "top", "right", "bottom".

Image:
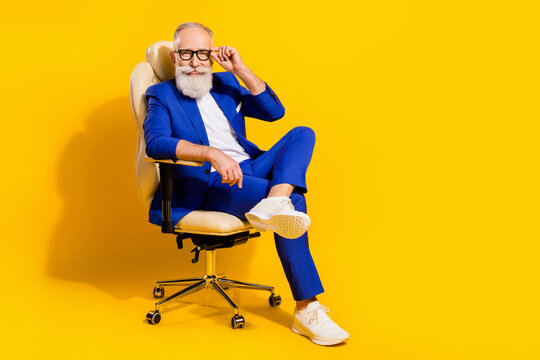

{"left": 245, "top": 196, "right": 311, "bottom": 239}
{"left": 291, "top": 301, "right": 350, "bottom": 346}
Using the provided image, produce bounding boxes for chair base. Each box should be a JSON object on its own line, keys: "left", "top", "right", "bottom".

{"left": 145, "top": 249, "right": 282, "bottom": 328}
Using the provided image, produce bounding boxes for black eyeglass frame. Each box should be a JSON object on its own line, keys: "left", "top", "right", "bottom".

{"left": 175, "top": 49, "right": 212, "bottom": 61}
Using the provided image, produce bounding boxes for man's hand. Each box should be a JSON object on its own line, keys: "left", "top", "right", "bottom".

{"left": 211, "top": 45, "right": 266, "bottom": 96}
{"left": 209, "top": 148, "right": 243, "bottom": 188}
{"left": 211, "top": 46, "right": 245, "bottom": 75}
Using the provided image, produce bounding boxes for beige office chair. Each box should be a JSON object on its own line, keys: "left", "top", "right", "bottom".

{"left": 129, "top": 41, "right": 281, "bottom": 328}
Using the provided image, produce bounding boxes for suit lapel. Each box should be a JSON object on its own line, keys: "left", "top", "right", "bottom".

{"left": 173, "top": 81, "right": 210, "bottom": 146}
{"left": 211, "top": 74, "right": 246, "bottom": 141}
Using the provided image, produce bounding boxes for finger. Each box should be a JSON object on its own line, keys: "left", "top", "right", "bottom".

{"left": 221, "top": 46, "right": 228, "bottom": 61}
{"left": 221, "top": 169, "right": 229, "bottom": 183}
{"left": 211, "top": 52, "right": 222, "bottom": 65}
{"left": 221, "top": 168, "right": 230, "bottom": 183}
{"left": 238, "top": 168, "right": 243, "bottom": 189}
{"left": 219, "top": 46, "right": 224, "bottom": 61}
{"left": 229, "top": 167, "right": 237, "bottom": 186}
{"left": 230, "top": 167, "right": 240, "bottom": 186}
{"left": 226, "top": 168, "right": 235, "bottom": 184}
{"left": 222, "top": 47, "right": 228, "bottom": 61}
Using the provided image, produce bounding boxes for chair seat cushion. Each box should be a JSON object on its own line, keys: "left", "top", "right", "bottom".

{"left": 175, "top": 210, "right": 252, "bottom": 236}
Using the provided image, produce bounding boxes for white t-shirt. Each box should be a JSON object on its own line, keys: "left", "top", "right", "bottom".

{"left": 196, "top": 92, "right": 250, "bottom": 172}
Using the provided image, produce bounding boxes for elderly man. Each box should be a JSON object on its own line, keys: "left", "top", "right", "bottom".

{"left": 143, "top": 21, "right": 349, "bottom": 345}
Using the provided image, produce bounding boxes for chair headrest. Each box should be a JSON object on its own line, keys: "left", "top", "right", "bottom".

{"left": 145, "top": 41, "right": 175, "bottom": 82}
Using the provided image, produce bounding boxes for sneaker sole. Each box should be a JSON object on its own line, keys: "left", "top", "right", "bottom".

{"left": 291, "top": 323, "right": 349, "bottom": 346}
{"left": 245, "top": 213, "right": 310, "bottom": 239}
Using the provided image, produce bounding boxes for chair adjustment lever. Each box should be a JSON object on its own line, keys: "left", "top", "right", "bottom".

{"left": 176, "top": 236, "right": 183, "bottom": 249}
{"left": 191, "top": 246, "right": 201, "bottom": 263}
{"left": 174, "top": 233, "right": 192, "bottom": 250}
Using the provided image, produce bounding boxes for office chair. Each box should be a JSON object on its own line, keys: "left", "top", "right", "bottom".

{"left": 129, "top": 41, "right": 281, "bottom": 329}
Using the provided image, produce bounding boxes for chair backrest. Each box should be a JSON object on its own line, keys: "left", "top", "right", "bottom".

{"left": 129, "top": 41, "right": 176, "bottom": 208}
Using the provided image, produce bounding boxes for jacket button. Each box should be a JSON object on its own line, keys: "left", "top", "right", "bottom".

{"left": 205, "top": 169, "right": 210, "bottom": 174}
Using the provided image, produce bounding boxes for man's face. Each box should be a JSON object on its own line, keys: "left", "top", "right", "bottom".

{"left": 172, "top": 27, "right": 214, "bottom": 70}
{"left": 171, "top": 28, "right": 214, "bottom": 98}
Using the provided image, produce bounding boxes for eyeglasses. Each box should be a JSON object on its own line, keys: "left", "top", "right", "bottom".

{"left": 176, "top": 49, "right": 211, "bottom": 61}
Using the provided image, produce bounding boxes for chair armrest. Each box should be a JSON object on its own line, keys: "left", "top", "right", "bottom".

{"left": 144, "top": 155, "right": 204, "bottom": 167}
{"left": 145, "top": 156, "right": 205, "bottom": 233}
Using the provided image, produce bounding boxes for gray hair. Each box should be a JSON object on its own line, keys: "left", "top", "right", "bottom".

{"left": 173, "top": 22, "right": 213, "bottom": 49}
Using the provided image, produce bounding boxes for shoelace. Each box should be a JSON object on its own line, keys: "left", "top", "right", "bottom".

{"left": 307, "top": 304, "right": 332, "bottom": 327}
{"left": 262, "top": 197, "right": 294, "bottom": 210}
{"left": 280, "top": 198, "right": 294, "bottom": 210}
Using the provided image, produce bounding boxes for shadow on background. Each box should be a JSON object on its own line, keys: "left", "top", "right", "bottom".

{"left": 46, "top": 97, "right": 256, "bottom": 300}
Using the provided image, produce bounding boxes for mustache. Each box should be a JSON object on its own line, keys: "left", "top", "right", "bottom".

{"left": 176, "top": 64, "right": 212, "bottom": 75}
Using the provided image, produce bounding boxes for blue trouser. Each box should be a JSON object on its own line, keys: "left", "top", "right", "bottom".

{"left": 200, "top": 126, "right": 324, "bottom": 301}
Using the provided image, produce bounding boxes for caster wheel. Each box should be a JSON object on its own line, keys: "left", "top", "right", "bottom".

{"left": 231, "top": 314, "right": 245, "bottom": 329}
{"left": 146, "top": 311, "right": 161, "bottom": 325}
{"left": 269, "top": 294, "right": 282, "bottom": 306}
{"left": 153, "top": 286, "right": 164, "bottom": 299}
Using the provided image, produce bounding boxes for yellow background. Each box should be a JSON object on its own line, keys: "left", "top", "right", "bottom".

{"left": 1, "top": 1, "right": 539, "bottom": 358}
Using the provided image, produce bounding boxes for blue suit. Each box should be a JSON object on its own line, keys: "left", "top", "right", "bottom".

{"left": 143, "top": 71, "right": 324, "bottom": 300}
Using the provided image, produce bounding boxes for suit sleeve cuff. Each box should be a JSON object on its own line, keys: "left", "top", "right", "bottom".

{"left": 252, "top": 82, "right": 279, "bottom": 105}
{"left": 163, "top": 137, "right": 180, "bottom": 161}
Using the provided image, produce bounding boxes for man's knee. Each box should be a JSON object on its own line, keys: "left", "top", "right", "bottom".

{"left": 291, "top": 126, "right": 316, "bottom": 144}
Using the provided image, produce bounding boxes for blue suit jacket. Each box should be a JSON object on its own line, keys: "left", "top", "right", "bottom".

{"left": 143, "top": 71, "right": 286, "bottom": 226}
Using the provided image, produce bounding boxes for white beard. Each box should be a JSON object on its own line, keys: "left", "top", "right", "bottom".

{"left": 175, "top": 64, "right": 213, "bottom": 99}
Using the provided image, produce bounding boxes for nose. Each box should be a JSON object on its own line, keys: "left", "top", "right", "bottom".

{"left": 189, "top": 55, "right": 200, "bottom": 67}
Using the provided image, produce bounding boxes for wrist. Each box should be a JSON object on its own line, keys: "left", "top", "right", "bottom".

{"left": 206, "top": 146, "right": 217, "bottom": 162}
{"left": 233, "top": 64, "right": 250, "bottom": 78}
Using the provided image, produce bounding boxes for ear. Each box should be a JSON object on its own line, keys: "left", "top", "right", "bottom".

{"left": 169, "top": 51, "right": 176, "bottom": 64}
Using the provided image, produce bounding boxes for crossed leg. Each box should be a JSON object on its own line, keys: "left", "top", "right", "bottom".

{"left": 199, "top": 126, "right": 324, "bottom": 303}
